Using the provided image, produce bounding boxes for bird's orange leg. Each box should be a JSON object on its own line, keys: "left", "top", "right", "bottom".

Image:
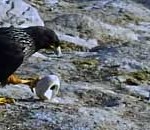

{"left": 0, "top": 75, "right": 39, "bottom": 105}
{"left": 7, "top": 74, "right": 39, "bottom": 91}
{"left": 7, "top": 74, "right": 31, "bottom": 84}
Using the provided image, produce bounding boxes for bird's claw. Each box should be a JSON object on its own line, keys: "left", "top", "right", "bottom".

{"left": 7, "top": 74, "right": 40, "bottom": 92}
{"left": 0, "top": 97, "right": 15, "bottom": 105}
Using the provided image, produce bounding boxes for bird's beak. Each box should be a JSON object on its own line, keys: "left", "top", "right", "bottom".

{"left": 54, "top": 46, "right": 62, "bottom": 56}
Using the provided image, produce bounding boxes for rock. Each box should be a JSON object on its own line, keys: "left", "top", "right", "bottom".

{"left": 44, "top": 0, "right": 58, "bottom": 6}
{"left": 132, "top": 0, "right": 150, "bottom": 8}
{"left": 0, "top": 84, "right": 33, "bottom": 99}
{"left": 57, "top": 32, "right": 98, "bottom": 49}
{"left": 48, "top": 13, "right": 138, "bottom": 42}
{"left": 42, "top": 0, "right": 150, "bottom": 45}
{"left": 0, "top": 50, "right": 148, "bottom": 130}
{"left": 123, "top": 85, "right": 150, "bottom": 100}
{"left": 0, "top": 0, "right": 150, "bottom": 130}
{"left": 0, "top": 0, "right": 44, "bottom": 27}
{"left": 48, "top": 14, "right": 96, "bottom": 38}
{"left": 31, "top": 52, "right": 48, "bottom": 60}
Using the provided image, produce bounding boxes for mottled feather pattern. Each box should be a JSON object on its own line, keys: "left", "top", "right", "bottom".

{"left": 6, "top": 28, "right": 36, "bottom": 59}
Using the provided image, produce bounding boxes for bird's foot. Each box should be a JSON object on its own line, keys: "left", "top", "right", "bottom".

{"left": 7, "top": 74, "right": 29, "bottom": 84}
{"left": 7, "top": 74, "right": 40, "bottom": 92}
{"left": 0, "top": 97, "right": 15, "bottom": 105}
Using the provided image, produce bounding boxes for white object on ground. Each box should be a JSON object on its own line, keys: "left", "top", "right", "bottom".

{"left": 34, "top": 75, "right": 60, "bottom": 100}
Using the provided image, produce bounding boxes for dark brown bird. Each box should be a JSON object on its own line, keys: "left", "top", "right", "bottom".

{"left": 0, "top": 26, "right": 61, "bottom": 86}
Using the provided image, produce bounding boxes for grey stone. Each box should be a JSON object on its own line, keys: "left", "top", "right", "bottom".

{"left": 0, "top": 0, "right": 44, "bottom": 27}
{"left": 0, "top": 84, "right": 33, "bottom": 99}
{"left": 124, "top": 85, "right": 150, "bottom": 99}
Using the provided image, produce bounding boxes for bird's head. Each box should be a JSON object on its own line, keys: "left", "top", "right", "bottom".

{"left": 26, "top": 26, "right": 62, "bottom": 56}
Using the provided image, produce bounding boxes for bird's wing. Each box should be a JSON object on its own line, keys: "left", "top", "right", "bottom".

{"left": 0, "top": 35, "right": 24, "bottom": 85}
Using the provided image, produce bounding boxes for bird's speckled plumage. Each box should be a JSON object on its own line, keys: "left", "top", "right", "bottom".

{"left": 0, "top": 27, "right": 35, "bottom": 59}
{"left": 0, "top": 26, "right": 61, "bottom": 86}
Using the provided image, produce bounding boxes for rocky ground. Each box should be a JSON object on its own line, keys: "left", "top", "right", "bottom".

{"left": 0, "top": 0, "right": 150, "bottom": 130}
